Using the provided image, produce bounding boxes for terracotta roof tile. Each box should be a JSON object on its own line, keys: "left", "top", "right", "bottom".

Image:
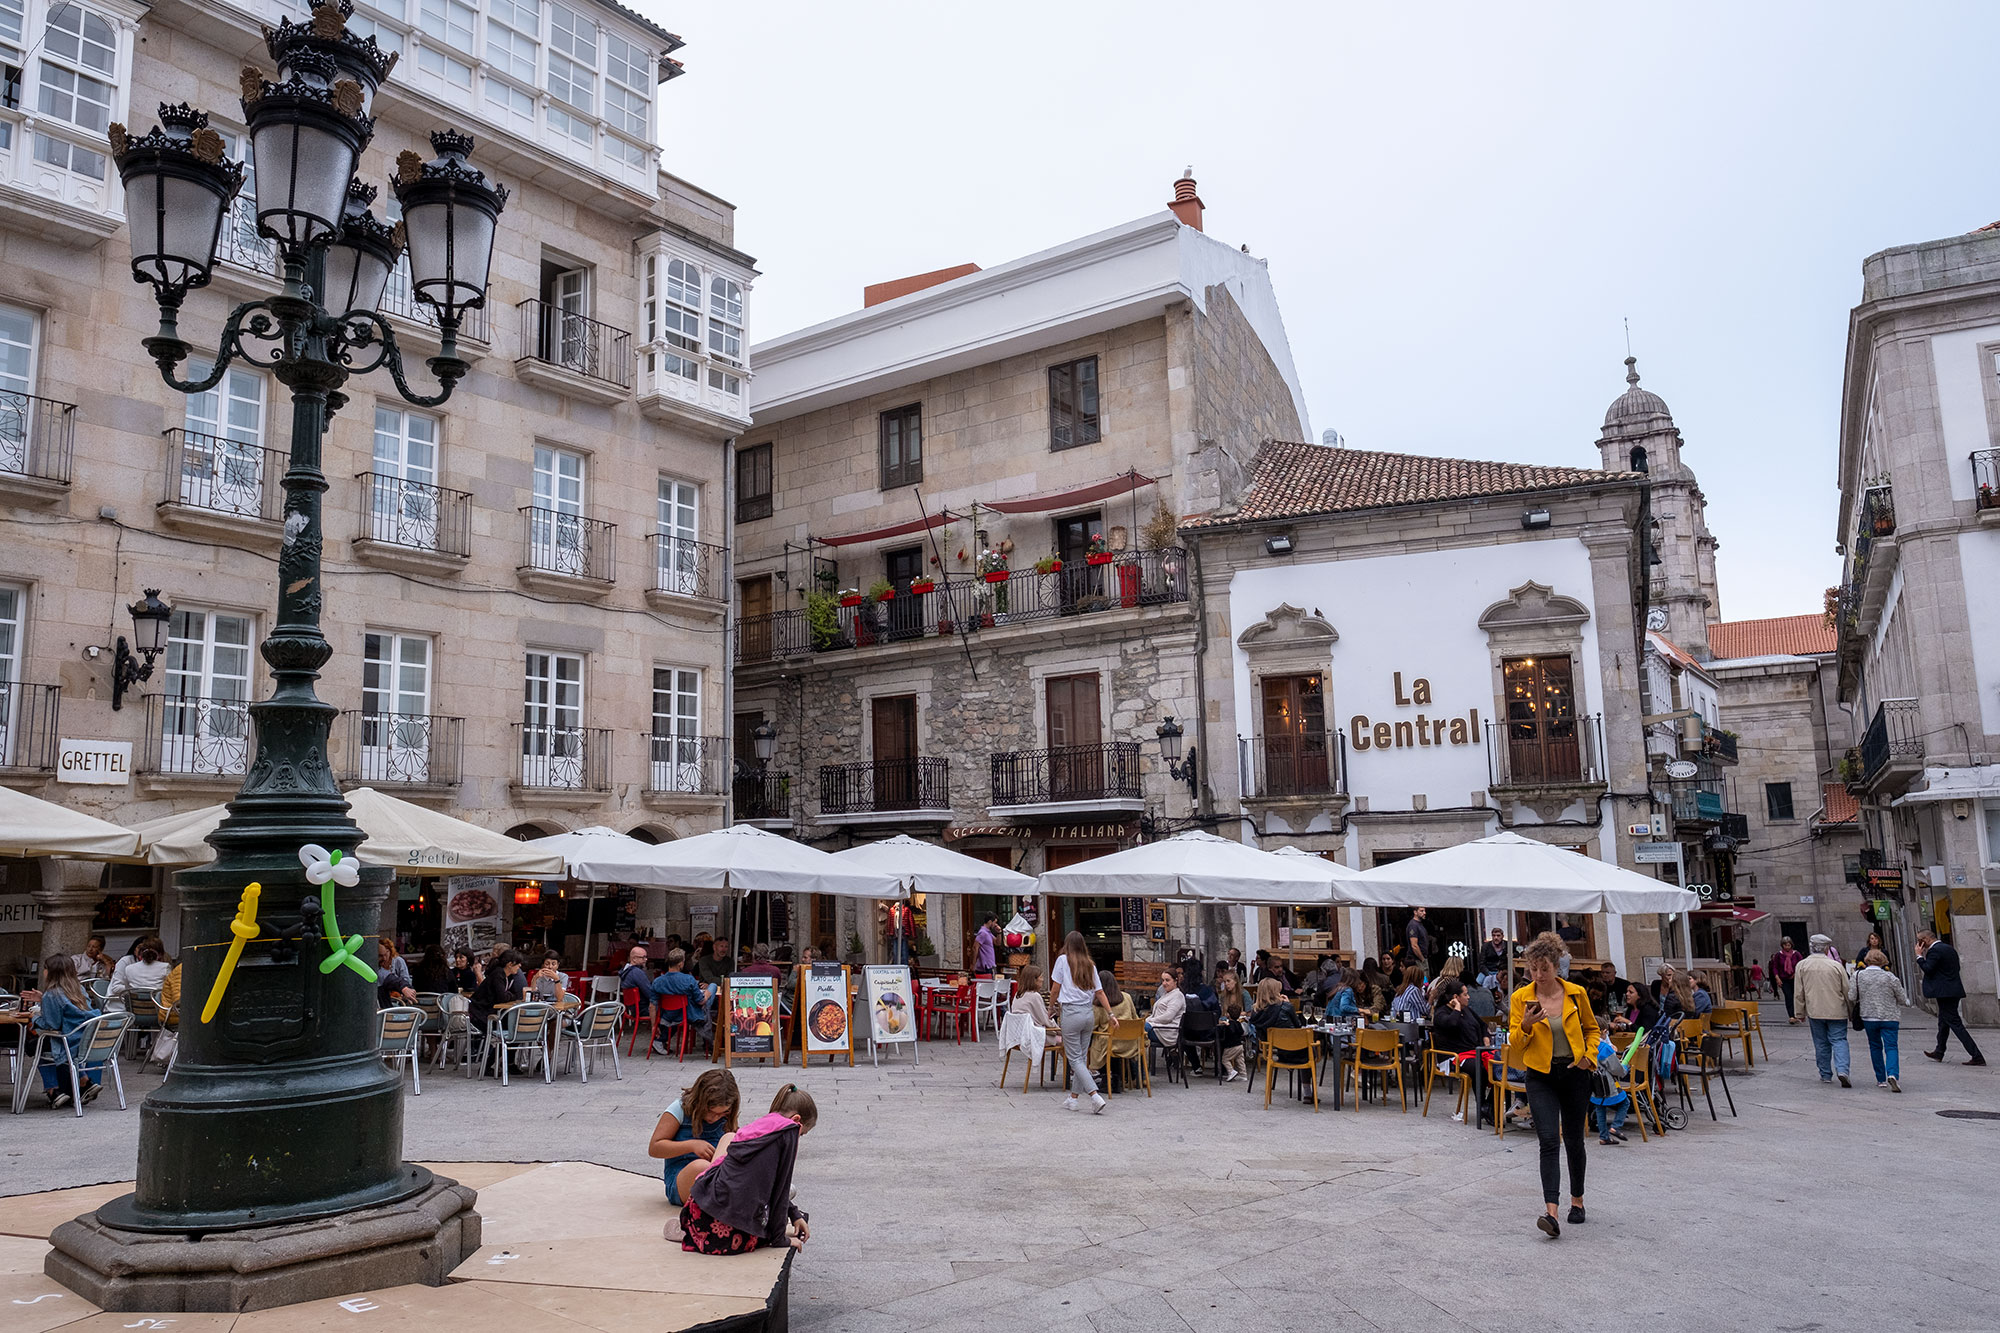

{"left": 1816, "top": 783, "right": 1858, "bottom": 825}
{"left": 1184, "top": 440, "right": 1633, "bottom": 528}
{"left": 1708, "top": 614, "right": 1835, "bottom": 660}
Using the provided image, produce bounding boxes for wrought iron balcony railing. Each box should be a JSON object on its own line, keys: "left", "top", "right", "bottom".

{"left": 1858, "top": 697, "right": 1922, "bottom": 787}
{"left": 734, "top": 548, "right": 1192, "bottom": 665}
{"left": 141, "top": 692, "right": 252, "bottom": 777}
{"left": 0, "top": 682, "right": 61, "bottom": 770}
{"left": 0, "top": 389, "right": 77, "bottom": 487}
{"left": 517, "top": 299, "right": 633, "bottom": 390}
{"left": 647, "top": 733, "right": 728, "bottom": 795}
{"left": 734, "top": 769, "right": 791, "bottom": 821}
{"left": 339, "top": 711, "right": 463, "bottom": 787}
{"left": 991, "top": 742, "right": 1142, "bottom": 806}
{"left": 650, "top": 534, "right": 724, "bottom": 602}
{"left": 356, "top": 471, "right": 473, "bottom": 557}
{"left": 515, "top": 723, "right": 613, "bottom": 791}
{"left": 1248, "top": 731, "right": 1346, "bottom": 799}
{"left": 520, "top": 507, "right": 616, "bottom": 583}
{"left": 1485, "top": 714, "right": 1606, "bottom": 788}
{"left": 820, "top": 757, "right": 950, "bottom": 815}
{"left": 163, "top": 429, "right": 285, "bottom": 520}
{"left": 1974, "top": 448, "right": 2000, "bottom": 511}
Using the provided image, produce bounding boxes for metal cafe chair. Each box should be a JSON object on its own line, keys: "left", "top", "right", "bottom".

{"left": 561, "top": 1000, "right": 625, "bottom": 1082}
{"left": 477, "top": 1002, "right": 555, "bottom": 1086}
{"left": 431, "top": 993, "right": 473, "bottom": 1073}
{"left": 15, "top": 1011, "right": 133, "bottom": 1116}
{"left": 377, "top": 1005, "right": 426, "bottom": 1095}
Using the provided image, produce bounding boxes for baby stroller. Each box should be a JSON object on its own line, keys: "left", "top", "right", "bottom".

{"left": 1640, "top": 1021, "right": 1692, "bottom": 1131}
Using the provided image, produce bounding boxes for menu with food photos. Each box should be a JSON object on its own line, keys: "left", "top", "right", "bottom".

{"left": 724, "top": 975, "right": 780, "bottom": 1065}
{"left": 444, "top": 878, "right": 501, "bottom": 958}
{"left": 799, "top": 962, "right": 853, "bottom": 1063}
{"left": 864, "top": 965, "right": 917, "bottom": 1065}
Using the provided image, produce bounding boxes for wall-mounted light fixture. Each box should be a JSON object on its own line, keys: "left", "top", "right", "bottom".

{"left": 1521, "top": 508, "right": 1552, "bottom": 530}
{"left": 1155, "top": 715, "right": 1199, "bottom": 799}
{"left": 753, "top": 721, "right": 777, "bottom": 769}
{"left": 1264, "top": 533, "right": 1293, "bottom": 556}
{"left": 112, "top": 588, "right": 174, "bottom": 711}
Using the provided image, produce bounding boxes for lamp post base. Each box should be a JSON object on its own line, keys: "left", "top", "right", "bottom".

{"left": 44, "top": 1170, "right": 479, "bottom": 1313}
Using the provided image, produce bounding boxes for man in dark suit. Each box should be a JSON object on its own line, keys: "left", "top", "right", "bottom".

{"left": 1917, "top": 931, "right": 1986, "bottom": 1066}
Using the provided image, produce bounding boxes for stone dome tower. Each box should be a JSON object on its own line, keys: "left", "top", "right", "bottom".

{"left": 1596, "top": 356, "right": 1721, "bottom": 655}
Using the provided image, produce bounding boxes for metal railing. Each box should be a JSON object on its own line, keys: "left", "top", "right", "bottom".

{"left": 820, "top": 757, "right": 950, "bottom": 815}
{"left": 339, "top": 711, "right": 463, "bottom": 787}
{"left": 356, "top": 472, "right": 473, "bottom": 556}
{"left": 0, "top": 389, "right": 77, "bottom": 486}
{"left": 734, "top": 548, "right": 1192, "bottom": 665}
{"left": 517, "top": 299, "right": 633, "bottom": 390}
{"left": 646, "top": 733, "right": 727, "bottom": 795}
{"left": 1719, "top": 811, "right": 1751, "bottom": 843}
{"left": 1485, "top": 713, "right": 1605, "bottom": 788}
{"left": 217, "top": 201, "right": 489, "bottom": 340}
{"left": 163, "top": 430, "right": 285, "bottom": 520}
{"left": 1858, "top": 697, "right": 1922, "bottom": 786}
{"left": 1860, "top": 483, "right": 1895, "bottom": 540}
{"left": 0, "top": 682, "right": 61, "bottom": 770}
{"left": 1669, "top": 782, "right": 1726, "bottom": 824}
{"left": 141, "top": 692, "right": 253, "bottom": 777}
{"left": 735, "top": 769, "right": 791, "bottom": 821}
{"left": 520, "top": 507, "right": 616, "bottom": 582}
{"left": 649, "top": 534, "right": 724, "bottom": 601}
{"left": 514, "top": 723, "right": 613, "bottom": 791}
{"left": 1974, "top": 449, "right": 2000, "bottom": 511}
{"left": 991, "top": 742, "right": 1142, "bottom": 806}
{"left": 1682, "top": 718, "right": 1737, "bottom": 764}
{"left": 1248, "top": 731, "right": 1345, "bottom": 799}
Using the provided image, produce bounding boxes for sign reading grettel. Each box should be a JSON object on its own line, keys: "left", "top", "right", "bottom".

{"left": 443, "top": 876, "right": 502, "bottom": 957}
{"left": 799, "top": 962, "right": 853, "bottom": 1063}
{"left": 0, "top": 894, "right": 41, "bottom": 930}
{"left": 863, "top": 963, "right": 918, "bottom": 1066}
{"left": 57, "top": 738, "right": 132, "bottom": 785}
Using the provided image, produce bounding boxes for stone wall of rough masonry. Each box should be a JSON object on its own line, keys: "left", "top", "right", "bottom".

{"left": 1178, "top": 285, "right": 1306, "bottom": 517}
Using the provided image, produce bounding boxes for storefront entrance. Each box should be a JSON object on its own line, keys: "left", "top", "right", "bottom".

{"left": 1045, "top": 843, "right": 1119, "bottom": 971}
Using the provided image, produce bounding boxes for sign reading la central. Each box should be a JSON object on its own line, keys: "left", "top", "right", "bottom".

{"left": 1349, "top": 672, "right": 1483, "bottom": 752}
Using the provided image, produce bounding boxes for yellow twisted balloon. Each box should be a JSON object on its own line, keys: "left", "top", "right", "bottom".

{"left": 200, "top": 882, "right": 262, "bottom": 1024}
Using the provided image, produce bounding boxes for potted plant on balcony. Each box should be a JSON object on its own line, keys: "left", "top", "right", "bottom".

{"left": 1086, "top": 531, "right": 1113, "bottom": 565}
{"left": 909, "top": 575, "right": 935, "bottom": 595}
{"left": 806, "top": 589, "right": 847, "bottom": 652}
{"left": 838, "top": 586, "right": 864, "bottom": 608}
{"left": 977, "top": 549, "right": 1009, "bottom": 583}
{"left": 869, "top": 577, "right": 895, "bottom": 603}
{"left": 1980, "top": 481, "right": 1997, "bottom": 511}
{"left": 1034, "top": 553, "right": 1063, "bottom": 574}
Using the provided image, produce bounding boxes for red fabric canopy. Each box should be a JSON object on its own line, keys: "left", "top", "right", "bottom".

{"left": 816, "top": 510, "right": 961, "bottom": 548}
{"left": 980, "top": 470, "right": 1155, "bottom": 514}
{"left": 1692, "top": 906, "right": 1769, "bottom": 925}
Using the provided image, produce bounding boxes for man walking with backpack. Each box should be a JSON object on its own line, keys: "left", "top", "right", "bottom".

{"left": 1918, "top": 931, "right": 1986, "bottom": 1067}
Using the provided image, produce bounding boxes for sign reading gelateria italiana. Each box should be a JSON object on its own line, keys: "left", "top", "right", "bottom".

{"left": 1348, "top": 673, "right": 1483, "bottom": 752}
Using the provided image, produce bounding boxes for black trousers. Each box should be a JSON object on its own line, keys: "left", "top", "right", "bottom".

{"left": 1523, "top": 1059, "right": 1590, "bottom": 1206}
{"left": 1934, "top": 996, "right": 1984, "bottom": 1060}
{"left": 1780, "top": 977, "right": 1795, "bottom": 1018}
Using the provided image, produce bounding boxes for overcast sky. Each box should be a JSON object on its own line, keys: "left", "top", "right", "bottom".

{"left": 649, "top": 1, "right": 2000, "bottom": 622}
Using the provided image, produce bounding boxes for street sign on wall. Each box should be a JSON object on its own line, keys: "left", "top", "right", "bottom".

{"left": 1634, "top": 841, "right": 1681, "bottom": 865}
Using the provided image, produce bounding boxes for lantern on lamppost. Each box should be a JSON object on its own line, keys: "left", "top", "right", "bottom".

{"left": 49, "top": 0, "right": 508, "bottom": 1310}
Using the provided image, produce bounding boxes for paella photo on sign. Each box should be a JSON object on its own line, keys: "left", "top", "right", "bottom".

{"left": 810, "top": 998, "right": 846, "bottom": 1044}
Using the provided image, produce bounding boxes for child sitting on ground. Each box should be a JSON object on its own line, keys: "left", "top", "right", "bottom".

{"left": 679, "top": 1084, "right": 817, "bottom": 1255}
{"left": 1590, "top": 1033, "right": 1630, "bottom": 1145}
{"left": 650, "top": 1069, "right": 740, "bottom": 1210}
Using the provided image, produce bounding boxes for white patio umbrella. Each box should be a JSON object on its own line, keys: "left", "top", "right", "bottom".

{"left": 831, "top": 835, "right": 1022, "bottom": 898}
{"left": 530, "top": 823, "right": 901, "bottom": 897}
{"left": 0, "top": 786, "right": 140, "bottom": 859}
{"left": 1037, "top": 830, "right": 1346, "bottom": 905}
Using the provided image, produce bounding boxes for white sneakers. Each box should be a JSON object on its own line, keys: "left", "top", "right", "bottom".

{"left": 1090, "top": 1092, "right": 1107, "bottom": 1114}
{"left": 1223, "top": 1068, "right": 1240, "bottom": 1084}
{"left": 1062, "top": 1095, "right": 1079, "bottom": 1111}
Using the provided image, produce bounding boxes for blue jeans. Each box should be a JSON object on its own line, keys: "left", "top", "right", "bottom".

{"left": 1862, "top": 1019, "right": 1900, "bottom": 1082}
{"left": 1808, "top": 1017, "right": 1850, "bottom": 1079}
{"left": 1591, "top": 1100, "right": 1628, "bottom": 1138}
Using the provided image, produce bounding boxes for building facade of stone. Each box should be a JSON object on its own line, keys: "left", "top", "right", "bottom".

{"left": 0, "top": 0, "right": 753, "bottom": 970}
{"left": 1832, "top": 222, "right": 2000, "bottom": 1024}
{"left": 731, "top": 180, "right": 1308, "bottom": 974}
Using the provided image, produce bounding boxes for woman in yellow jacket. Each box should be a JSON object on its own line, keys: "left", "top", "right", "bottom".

{"left": 1508, "top": 932, "right": 1601, "bottom": 1238}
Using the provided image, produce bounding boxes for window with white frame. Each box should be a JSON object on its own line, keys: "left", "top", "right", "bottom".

{"left": 32, "top": 3, "right": 117, "bottom": 181}
{"left": 529, "top": 443, "right": 588, "bottom": 574}
{"left": 369, "top": 407, "right": 441, "bottom": 547}
{"left": 652, "top": 256, "right": 702, "bottom": 380}
{"left": 360, "top": 631, "right": 435, "bottom": 781}
{"left": 546, "top": 1, "right": 596, "bottom": 149}
{"left": 415, "top": 0, "right": 473, "bottom": 89}
{"left": 656, "top": 476, "right": 700, "bottom": 593}
{"left": 707, "top": 276, "right": 743, "bottom": 368}
{"left": 521, "top": 649, "right": 584, "bottom": 786}
{"left": 650, "top": 666, "right": 703, "bottom": 791}
{"left": 178, "top": 364, "right": 269, "bottom": 516}
{"left": 159, "top": 608, "right": 254, "bottom": 774}
{"left": 485, "top": 0, "right": 537, "bottom": 80}
{"left": 0, "top": 583, "right": 21, "bottom": 766}
{"left": 0, "top": 0, "right": 26, "bottom": 62}
{"left": 603, "top": 30, "right": 648, "bottom": 137}
{"left": 0, "top": 303, "right": 40, "bottom": 476}
{"left": 344, "top": 9, "right": 402, "bottom": 54}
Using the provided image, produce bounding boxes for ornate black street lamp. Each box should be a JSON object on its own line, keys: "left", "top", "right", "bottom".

{"left": 1156, "top": 715, "right": 1199, "bottom": 800}
{"left": 110, "top": 588, "right": 173, "bottom": 711}
{"left": 51, "top": 0, "right": 507, "bottom": 1302}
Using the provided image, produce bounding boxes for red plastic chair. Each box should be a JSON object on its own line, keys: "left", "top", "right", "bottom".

{"left": 622, "top": 986, "right": 658, "bottom": 1057}
{"left": 652, "top": 994, "right": 693, "bottom": 1062}
{"left": 932, "top": 984, "right": 975, "bottom": 1044}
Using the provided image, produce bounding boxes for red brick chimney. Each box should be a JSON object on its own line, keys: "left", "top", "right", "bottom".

{"left": 863, "top": 263, "right": 982, "bottom": 308}
{"left": 1167, "top": 167, "right": 1204, "bottom": 232}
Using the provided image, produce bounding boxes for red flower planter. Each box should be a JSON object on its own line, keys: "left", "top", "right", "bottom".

{"left": 1086, "top": 553, "right": 1113, "bottom": 566}
{"left": 875, "top": 590, "right": 895, "bottom": 602}
{"left": 909, "top": 580, "right": 935, "bottom": 595}
{"left": 983, "top": 570, "right": 1010, "bottom": 584}
{"left": 839, "top": 595, "right": 863, "bottom": 608}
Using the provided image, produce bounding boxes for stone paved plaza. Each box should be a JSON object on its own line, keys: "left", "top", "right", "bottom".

{"left": 6, "top": 1011, "right": 1998, "bottom": 1332}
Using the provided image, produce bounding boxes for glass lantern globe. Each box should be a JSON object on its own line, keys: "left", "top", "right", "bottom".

{"left": 322, "top": 179, "right": 402, "bottom": 316}
{"left": 109, "top": 105, "right": 247, "bottom": 298}
{"left": 392, "top": 129, "right": 509, "bottom": 326}
{"left": 241, "top": 50, "right": 373, "bottom": 252}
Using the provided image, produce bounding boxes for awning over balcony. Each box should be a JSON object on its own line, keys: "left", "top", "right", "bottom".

{"left": 980, "top": 469, "right": 1156, "bottom": 514}
{"left": 1693, "top": 906, "right": 1770, "bottom": 925}
{"left": 815, "top": 509, "right": 964, "bottom": 547}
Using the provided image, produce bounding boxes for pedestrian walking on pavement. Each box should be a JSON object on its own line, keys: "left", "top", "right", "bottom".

{"left": 1775, "top": 937, "right": 1804, "bottom": 1023}
{"left": 1050, "top": 931, "right": 1109, "bottom": 1114}
{"left": 1848, "top": 950, "right": 1910, "bottom": 1091}
{"left": 1509, "top": 932, "right": 1599, "bottom": 1239}
{"left": 1795, "top": 935, "right": 1852, "bottom": 1087}
{"left": 1916, "top": 931, "right": 1986, "bottom": 1067}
